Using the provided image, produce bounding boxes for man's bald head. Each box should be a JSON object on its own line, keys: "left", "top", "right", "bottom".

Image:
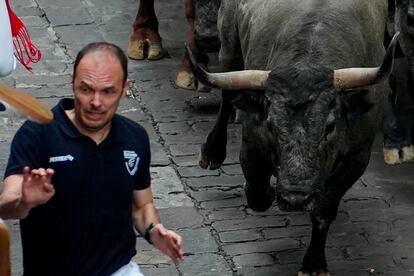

{"left": 72, "top": 42, "right": 128, "bottom": 84}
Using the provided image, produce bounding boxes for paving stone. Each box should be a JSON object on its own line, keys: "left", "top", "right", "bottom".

{"left": 222, "top": 238, "right": 299, "bottom": 256}
{"left": 219, "top": 229, "right": 261, "bottom": 243}
{"left": 221, "top": 164, "right": 243, "bottom": 175}
{"left": 233, "top": 253, "right": 274, "bottom": 267}
{"left": 162, "top": 133, "right": 204, "bottom": 145}
{"left": 43, "top": 6, "right": 94, "bottom": 26}
{"left": 172, "top": 155, "right": 200, "bottom": 167}
{"left": 157, "top": 121, "right": 192, "bottom": 134}
{"left": 180, "top": 228, "right": 219, "bottom": 254}
{"left": 169, "top": 144, "right": 200, "bottom": 156}
{"left": 180, "top": 253, "right": 233, "bottom": 276}
{"left": 236, "top": 264, "right": 298, "bottom": 276}
{"left": 140, "top": 264, "right": 179, "bottom": 276}
{"left": 213, "top": 216, "right": 287, "bottom": 232}
{"left": 189, "top": 188, "right": 244, "bottom": 202}
{"left": 201, "top": 197, "right": 246, "bottom": 209}
{"left": 264, "top": 225, "right": 312, "bottom": 239}
{"left": 207, "top": 208, "right": 246, "bottom": 221}
{"left": 159, "top": 206, "right": 204, "bottom": 229}
{"left": 177, "top": 166, "right": 220, "bottom": 178}
{"left": 151, "top": 167, "right": 193, "bottom": 208}
{"left": 185, "top": 174, "right": 245, "bottom": 190}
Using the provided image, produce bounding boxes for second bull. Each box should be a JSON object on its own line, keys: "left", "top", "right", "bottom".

{"left": 190, "top": 0, "right": 397, "bottom": 275}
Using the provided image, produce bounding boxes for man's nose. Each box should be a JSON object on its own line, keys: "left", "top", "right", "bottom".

{"left": 91, "top": 93, "right": 102, "bottom": 107}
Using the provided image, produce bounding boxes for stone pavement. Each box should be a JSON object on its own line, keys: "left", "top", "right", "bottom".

{"left": 1, "top": 0, "right": 414, "bottom": 275}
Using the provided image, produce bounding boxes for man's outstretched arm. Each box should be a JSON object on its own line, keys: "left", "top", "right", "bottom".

{"left": 0, "top": 166, "right": 55, "bottom": 219}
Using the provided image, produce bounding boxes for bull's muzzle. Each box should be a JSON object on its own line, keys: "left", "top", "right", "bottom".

{"left": 276, "top": 189, "right": 318, "bottom": 212}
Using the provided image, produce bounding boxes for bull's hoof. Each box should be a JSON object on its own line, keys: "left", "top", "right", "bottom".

{"left": 176, "top": 71, "right": 196, "bottom": 90}
{"left": 298, "top": 270, "right": 330, "bottom": 276}
{"left": 128, "top": 38, "right": 145, "bottom": 60}
{"left": 199, "top": 151, "right": 223, "bottom": 170}
{"left": 244, "top": 182, "right": 275, "bottom": 212}
{"left": 383, "top": 145, "right": 414, "bottom": 165}
{"left": 147, "top": 42, "right": 165, "bottom": 60}
{"left": 199, "top": 143, "right": 225, "bottom": 170}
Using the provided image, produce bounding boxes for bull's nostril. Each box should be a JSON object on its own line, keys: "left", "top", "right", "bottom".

{"left": 279, "top": 192, "right": 314, "bottom": 211}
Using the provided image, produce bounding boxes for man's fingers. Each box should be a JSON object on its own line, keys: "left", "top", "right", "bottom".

{"left": 22, "top": 166, "right": 30, "bottom": 181}
{"left": 46, "top": 168, "right": 55, "bottom": 177}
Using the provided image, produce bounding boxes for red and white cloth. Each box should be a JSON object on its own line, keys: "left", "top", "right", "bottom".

{"left": 0, "top": 0, "right": 41, "bottom": 75}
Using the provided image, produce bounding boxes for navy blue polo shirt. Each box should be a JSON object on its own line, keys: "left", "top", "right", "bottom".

{"left": 5, "top": 98, "right": 151, "bottom": 276}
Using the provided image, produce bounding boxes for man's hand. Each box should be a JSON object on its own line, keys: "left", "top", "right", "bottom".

{"left": 21, "top": 166, "right": 55, "bottom": 209}
{"left": 150, "top": 224, "right": 184, "bottom": 265}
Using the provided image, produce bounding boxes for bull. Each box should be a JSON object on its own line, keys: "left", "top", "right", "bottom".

{"left": 382, "top": 0, "right": 414, "bottom": 164}
{"left": 127, "top": 0, "right": 221, "bottom": 91}
{"left": 188, "top": 0, "right": 398, "bottom": 274}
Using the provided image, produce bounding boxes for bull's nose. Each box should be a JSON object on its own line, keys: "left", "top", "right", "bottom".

{"left": 278, "top": 192, "right": 315, "bottom": 211}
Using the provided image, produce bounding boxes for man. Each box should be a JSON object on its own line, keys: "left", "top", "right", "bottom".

{"left": 0, "top": 42, "right": 184, "bottom": 276}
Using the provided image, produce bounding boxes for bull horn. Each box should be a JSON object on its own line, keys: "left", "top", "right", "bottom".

{"left": 333, "top": 32, "right": 400, "bottom": 91}
{"left": 185, "top": 44, "right": 270, "bottom": 90}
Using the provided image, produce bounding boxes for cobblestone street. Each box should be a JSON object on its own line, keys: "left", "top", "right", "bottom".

{"left": 1, "top": 0, "right": 414, "bottom": 275}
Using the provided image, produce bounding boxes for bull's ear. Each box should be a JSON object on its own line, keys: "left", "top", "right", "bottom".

{"left": 340, "top": 89, "right": 373, "bottom": 121}
{"left": 232, "top": 91, "right": 269, "bottom": 118}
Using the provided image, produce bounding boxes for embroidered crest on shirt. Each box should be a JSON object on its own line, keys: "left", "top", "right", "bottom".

{"left": 124, "top": 150, "right": 139, "bottom": 176}
{"left": 49, "top": 154, "right": 75, "bottom": 163}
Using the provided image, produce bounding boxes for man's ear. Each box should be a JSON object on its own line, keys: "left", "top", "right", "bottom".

{"left": 340, "top": 89, "right": 374, "bottom": 121}
{"left": 123, "top": 79, "right": 130, "bottom": 97}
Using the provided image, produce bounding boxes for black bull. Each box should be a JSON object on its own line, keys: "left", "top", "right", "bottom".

{"left": 189, "top": 0, "right": 398, "bottom": 275}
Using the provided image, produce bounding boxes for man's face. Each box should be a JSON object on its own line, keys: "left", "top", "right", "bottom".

{"left": 72, "top": 51, "right": 127, "bottom": 133}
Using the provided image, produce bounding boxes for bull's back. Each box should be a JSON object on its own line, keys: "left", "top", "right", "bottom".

{"left": 230, "top": 0, "right": 388, "bottom": 69}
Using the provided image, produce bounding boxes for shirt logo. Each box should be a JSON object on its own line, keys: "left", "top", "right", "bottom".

{"left": 49, "top": 154, "right": 75, "bottom": 163}
{"left": 124, "top": 150, "right": 139, "bottom": 176}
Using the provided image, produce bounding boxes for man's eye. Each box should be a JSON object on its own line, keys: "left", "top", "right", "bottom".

{"left": 104, "top": 89, "right": 117, "bottom": 95}
{"left": 80, "top": 86, "right": 89, "bottom": 93}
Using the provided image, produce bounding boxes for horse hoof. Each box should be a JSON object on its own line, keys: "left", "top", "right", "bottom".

{"left": 148, "top": 42, "right": 164, "bottom": 60}
{"left": 401, "top": 145, "right": 414, "bottom": 162}
{"left": 128, "top": 39, "right": 145, "bottom": 60}
{"left": 176, "top": 71, "right": 196, "bottom": 90}
{"left": 383, "top": 148, "right": 401, "bottom": 165}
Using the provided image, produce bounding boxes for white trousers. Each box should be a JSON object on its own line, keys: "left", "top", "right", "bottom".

{"left": 0, "top": 0, "right": 16, "bottom": 77}
{"left": 111, "top": 261, "right": 145, "bottom": 276}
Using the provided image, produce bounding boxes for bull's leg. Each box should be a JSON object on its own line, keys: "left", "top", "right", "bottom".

{"left": 300, "top": 151, "right": 370, "bottom": 275}
{"left": 128, "top": 0, "right": 164, "bottom": 60}
{"left": 199, "top": 91, "right": 238, "bottom": 170}
{"left": 383, "top": 63, "right": 414, "bottom": 164}
{"left": 299, "top": 201, "right": 339, "bottom": 276}
{"left": 175, "top": 0, "right": 210, "bottom": 92}
{"left": 240, "top": 141, "right": 274, "bottom": 212}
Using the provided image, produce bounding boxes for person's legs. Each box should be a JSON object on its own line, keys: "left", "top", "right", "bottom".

{"left": 111, "top": 261, "right": 145, "bottom": 276}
